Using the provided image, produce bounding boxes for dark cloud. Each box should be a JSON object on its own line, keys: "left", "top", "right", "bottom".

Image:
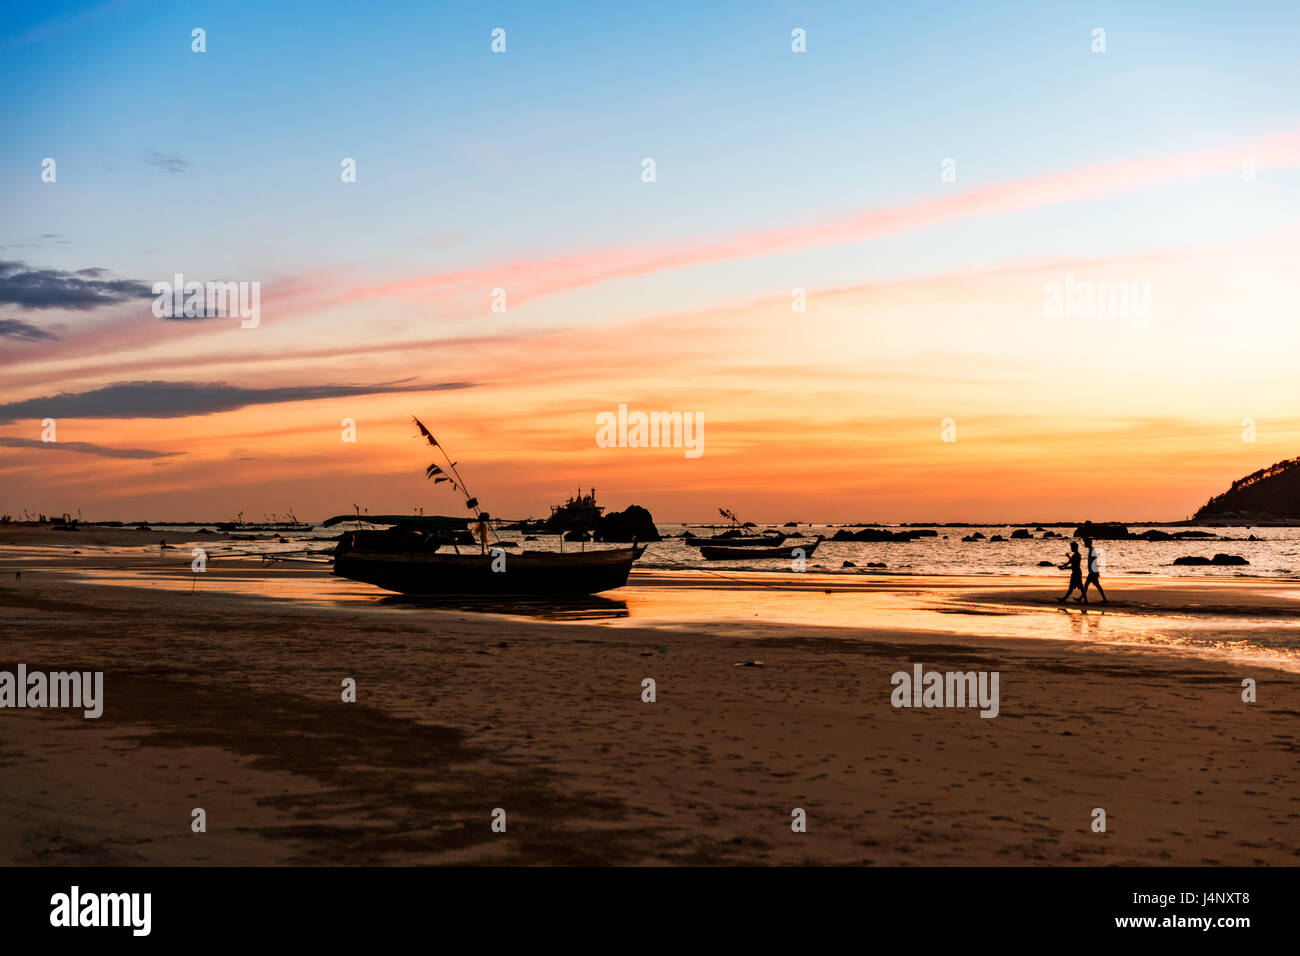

{"left": 0, "top": 318, "right": 58, "bottom": 341}
{"left": 0, "top": 380, "right": 474, "bottom": 424}
{"left": 0, "top": 260, "right": 153, "bottom": 311}
{"left": 0, "top": 436, "right": 178, "bottom": 459}
{"left": 146, "top": 150, "right": 189, "bottom": 174}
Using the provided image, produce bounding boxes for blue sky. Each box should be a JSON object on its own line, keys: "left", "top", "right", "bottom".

{"left": 5, "top": 0, "right": 1298, "bottom": 283}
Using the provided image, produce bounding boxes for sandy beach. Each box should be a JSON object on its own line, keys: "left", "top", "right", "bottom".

{"left": 1, "top": 529, "right": 1297, "bottom": 866}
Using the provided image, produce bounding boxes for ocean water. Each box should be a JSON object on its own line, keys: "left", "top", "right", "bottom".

{"left": 637, "top": 524, "right": 1300, "bottom": 578}
{"left": 11, "top": 524, "right": 1299, "bottom": 673}
{"left": 135, "top": 522, "right": 1300, "bottom": 578}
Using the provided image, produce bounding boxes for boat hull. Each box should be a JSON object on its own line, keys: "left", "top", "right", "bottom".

{"left": 333, "top": 545, "right": 645, "bottom": 596}
{"left": 686, "top": 535, "right": 787, "bottom": 547}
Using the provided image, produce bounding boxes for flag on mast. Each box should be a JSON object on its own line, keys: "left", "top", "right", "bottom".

{"left": 413, "top": 417, "right": 438, "bottom": 446}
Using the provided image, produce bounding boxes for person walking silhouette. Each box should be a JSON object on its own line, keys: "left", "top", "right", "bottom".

{"left": 1056, "top": 541, "right": 1083, "bottom": 603}
{"left": 1081, "top": 537, "right": 1108, "bottom": 604}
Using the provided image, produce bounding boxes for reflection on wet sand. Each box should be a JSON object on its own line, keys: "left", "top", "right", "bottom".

{"left": 376, "top": 593, "right": 629, "bottom": 621}
{"left": 7, "top": 549, "right": 1299, "bottom": 672}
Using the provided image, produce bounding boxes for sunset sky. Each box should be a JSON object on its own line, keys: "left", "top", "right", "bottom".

{"left": 3, "top": 0, "right": 1299, "bottom": 523}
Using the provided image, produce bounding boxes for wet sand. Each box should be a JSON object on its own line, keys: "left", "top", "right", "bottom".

{"left": 0, "top": 554, "right": 1298, "bottom": 866}
{"left": 0, "top": 525, "right": 243, "bottom": 548}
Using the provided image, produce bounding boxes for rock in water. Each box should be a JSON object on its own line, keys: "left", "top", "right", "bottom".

{"left": 595, "top": 505, "right": 661, "bottom": 542}
{"left": 1173, "top": 554, "right": 1249, "bottom": 566}
{"left": 1073, "top": 521, "right": 1133, "bottom": 539}
{"left": 832, "top": 527, "right": 928, "bottom": 542}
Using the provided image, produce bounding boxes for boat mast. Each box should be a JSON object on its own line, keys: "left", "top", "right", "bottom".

{"left": 413, "top": 416, "right": 497, "bottom": 544}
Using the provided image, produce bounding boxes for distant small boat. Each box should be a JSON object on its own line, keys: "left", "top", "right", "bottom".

{"left": 687, "top": 533, "right": 788, "bottom": 547}
{"left": 686, "top": 507, "right": 786, "bottom": 547}
{"left": 545, "top": 487, "right": 604, "bottom": 532}
{"left": 699, "top": 536, "right": 823, "bottom": 561}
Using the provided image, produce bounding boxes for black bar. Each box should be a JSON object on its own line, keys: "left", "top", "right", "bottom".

{"left": 0, "top": 866, "right": 1280, "bottom": 943}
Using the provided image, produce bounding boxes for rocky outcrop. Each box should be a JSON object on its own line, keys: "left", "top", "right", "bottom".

{"left": 1173, "top": 553, "right": 1249, "bottom": 566}
{"left": 830, "top": 528, "right": 933, "bottom": 542}
{"left": 1071, "top": 524, "right": 1224, "bottom": 541}
{"left": 1138, "top": 529, "right": 1219, "bottom": 541}
{"left": 595, "top": 505, "right": 661, "bottom": 542}
{"left": 1073, "top": 521, "right": 1132, "bottom": 540}
{"left": 1195, "top": 456, "right": 1300, "bottom": 521}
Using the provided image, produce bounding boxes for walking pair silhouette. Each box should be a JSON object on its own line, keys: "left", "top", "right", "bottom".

{"left": 1057, "top": 538, "right": 1107, "bottom": 604}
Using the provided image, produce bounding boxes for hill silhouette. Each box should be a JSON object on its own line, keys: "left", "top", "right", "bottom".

{"left": 1195, "top": 456, "right": 1300, "bottom": 520}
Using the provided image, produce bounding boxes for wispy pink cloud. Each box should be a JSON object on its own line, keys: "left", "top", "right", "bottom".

{"left": 273, "top": 127, "right": 1300, "bottom": 316}
{"left": 7, "top": 128, "right": 1298, "bottom": 381}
